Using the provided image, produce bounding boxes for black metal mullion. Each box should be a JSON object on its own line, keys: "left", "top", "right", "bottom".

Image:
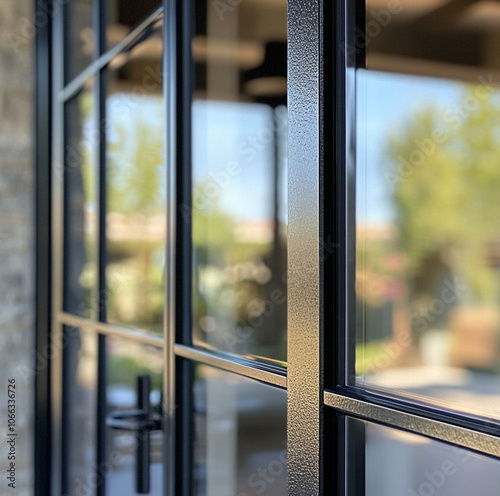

{"left": 57, "top": 312, "right": 165, "bottom": 346}
{"left": 328, "top": 386, "right": 500, "bottom": 441}
{"left": 177, "top": 0, "right": 193, "bottom": 351}
{"left": 330, "top": 0, "right": 353, "bottom": 491}
{"left": 60, "top": 326, "right": 69, "bottom": 496}
{"left": 49, "top": 0, "right": 65, "bottom": 493}
{"left": 97, "top": 0, "right": 107, "bottom": 56}
{"left": 325, "top": 392, "right": 500, "bottom": 459}
{"left": 95, "top": 115, "right": 107, "bottom": 496}
{"left": 59, "top": 7, "right": 164, "bottom": 104}
{"left": 344, "top": 416, "right": 366, "bottom": 496}
{"left": 335, "top": 0, "right": 351, "bottom": 390}
{"left": 95, "top": 0, "right": 107, "bottom": 382}
{"left": 164, "top": 0, "right": 178, "bottom": 494}
{"left": 171, "top": 0, "right": 196, "bottom": 493}
{"left": 287, "top": 0, "right": 325, "bottom": 494}
{"left": 175, "top": 357, "right": 193, "bottom": 496}
{"left": 95, "top": 0, "right": 107, "bottom": 494}
{"left": 322, "top": 0, "right": 339, "bottom": 490}
{"left": 35, "top": 1, "right": 52, "bottom": 495}
{"left": 174, "top": 344, "right": 287, "bottom": 389}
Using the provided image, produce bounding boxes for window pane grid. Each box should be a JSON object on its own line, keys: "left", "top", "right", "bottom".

{"left": 346, "top": 417, "right": 500, "bottom": 496}
{"left": 59, "top": 7, "right": 164, "bottom": 104}
{"left": 349, "top": 0, "right": 500, "bottom": 426}
{"left": 337, "top": 0, "right": 500, "bottom": 475}
{"left": 325, "top": 391, "right": 500, "bottom": 458}
{"left": 175, "top": 344, "right": 287, "bottom": 389}
{"left": 55, "top": 313, "right": 289, "bottom": 388}
{"left": 58, "top": 311, "right": 165, "bottom": 347}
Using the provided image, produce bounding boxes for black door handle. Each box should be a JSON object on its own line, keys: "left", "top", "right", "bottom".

{"left": 106, "top": 375, "right": 162, "bottom": 494}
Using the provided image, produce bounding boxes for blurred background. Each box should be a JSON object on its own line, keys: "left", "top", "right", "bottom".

{"left": 357, "top": 0, "right": 500, "bottom": 422}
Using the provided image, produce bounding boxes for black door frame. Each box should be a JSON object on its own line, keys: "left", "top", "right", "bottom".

{"left": 35, "top": 0, "right": 500, "bottom": 495}
{"left": 35, "top": 0, "right": 52, "bottom": 493}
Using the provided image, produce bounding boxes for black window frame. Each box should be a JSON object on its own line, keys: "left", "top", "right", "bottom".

{"left": 325, "top": 0, "right": 500, "bottom": 493}
{"left": 34, "top": 0, "right": 500, "bottom": 495}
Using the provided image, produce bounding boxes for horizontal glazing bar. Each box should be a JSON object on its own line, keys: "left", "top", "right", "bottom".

{"left": 58, "top": 312, "right": 164, "bottom": 347}
{"left": 174, "top": 344, "right": 287, "bottom": 389}
{"left": 59, "top": 7, "right": 164, "bottom": 102}
{"left": 324, "top": 391, "right": 500, "bottom": 458}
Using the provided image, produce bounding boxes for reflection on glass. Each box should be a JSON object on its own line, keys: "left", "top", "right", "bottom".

{"left": 64, "top": 327, "right": 97, "bottom": 496}
{"left": 349, "top": 418, "right": 500, "bottom": 496}
{"left": 106, "top": 337, "right": 163, "bottom": 495}
{"left": 66, "top": 0, "right": 94, "bottom": 82}
{"left": 65, "top": 84, "right": 96, "bottom": 318}
{"left": 192, "top": 0, "right": 288, "bottom": 362}
{"left": 355, "top": 0, "right": 500, "bottom": 419}
{"left": 106, "top": 0, "right": 161, "bottom": 50}
{"left": 193, "top": 365, "right": 287, "bottom": 496}
{"left": 105, "top": 19, "right": 164, "bottom": 334}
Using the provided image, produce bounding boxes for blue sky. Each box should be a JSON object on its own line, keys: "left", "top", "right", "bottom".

{"left": 103, "top": 72, "right": 481, "bottom": 227}
{"left": 191, "top": 71, "right": 472, "bottom": 226}
{"left": 192, "top": 100, "right": 286, "bottom": 223}
{"left": 356, "top": 70, "right": 467, "bottom": 224}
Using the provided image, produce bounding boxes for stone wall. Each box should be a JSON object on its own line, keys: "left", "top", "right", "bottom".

{"left": 0, "top": 0, "right": 34, "bottom": 495}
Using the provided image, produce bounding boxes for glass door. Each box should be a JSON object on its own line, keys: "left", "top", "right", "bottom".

{"left": 51, "top": 1, "right": 166, "bottom": 494}
{"left": 172, "top": 0, "right": 289, "bottom": 494}
{"left": 40, "top": 0, "right": 500, "bottom": 495}
{"left": 48, "top": 0, "right": 289, "bottom": 495}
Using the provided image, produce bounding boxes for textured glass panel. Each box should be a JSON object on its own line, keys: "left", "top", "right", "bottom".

{"left": 64, "top": 327, "right": 97, "bottom": 496}
{"left": 66, "top": 0, "right": 94, "bottom": 82}
{"left": 355, "top": 0, "right": 500, "bottom": 419}
{"left": 191, "top": 0, "right": 288, "bottom": 362}
{"left": 64, "top": 83, "right": 97, "bottom": 318}
{"left": 106, "top": 336, "right": 163, "bottom": 495}
{"left": 192, "top": 364, "right": 287, "bottom": 496}
{"left": 106, "top": 0, "right": 161, "bottom": 50}
{"left": 348, "top": 418, "right": 500, "bottom": 496}
{"left": 105, "top": 19, "right": 164, "bottom": 334}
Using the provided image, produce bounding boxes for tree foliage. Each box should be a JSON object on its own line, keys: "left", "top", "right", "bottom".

{"left": 386, "top": 86, "right": 500, "bottom": 303}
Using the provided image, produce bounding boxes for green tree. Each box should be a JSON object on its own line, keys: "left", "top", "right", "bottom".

{"left": 108, "top": 115, "right": 163, "bottom": 215}
{"left": 106, "top": 103, "right": 164, "bottom": 329}
{"left": 386, "top": 87, "right": 500, "bottom": 303}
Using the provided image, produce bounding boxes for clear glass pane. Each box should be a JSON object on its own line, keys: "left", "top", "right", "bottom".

{"left": 192, "top": 364, "right": 287, "bottom": 496}
{"left": 105, "top": 19, "right": 164, "bottom": 334}
{"left": 66, "top": 0, "right": 94, "bottom": 82}
{"left": 355, "top": 0, "right": 500, "bottom": 420}
{"left": 64, "top": 83, "right": 97, "bottom": 318}
{"left": 191, "top": 0, "right": 288, "bottom": 363}
{"left": 64, "top": 326, "right": 97, "bottom": 496}
{"left": 348, "top": 418, "right": 500, "bottom": 496}
{"left": 106, "top": 0, "right": 161, "bottom": 51}
{"left": 106, "top": 336, "right": 163, "bottom": 495}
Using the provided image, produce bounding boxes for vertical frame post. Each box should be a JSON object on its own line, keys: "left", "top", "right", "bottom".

{"left": 95, "top": 0, "right": 108, "bottom": 494}
{"left": 49, "top": 0, "right": 64, "bottom": 493}
{"left": 164, "top": 0, "right": 178, "bottom": 495}
{"left": 287, "top": 0, "right": 325, "bottom": 494}
{"left": 35, "top": 0, "right": 52, "bottom": 494}
{"left": 173, "top": 0, "right": 194, "bottom": 494}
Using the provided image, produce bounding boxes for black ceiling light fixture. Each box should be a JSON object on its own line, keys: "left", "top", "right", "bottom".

{"left": 242, "top": 41, "right": 287, "bottom": 107}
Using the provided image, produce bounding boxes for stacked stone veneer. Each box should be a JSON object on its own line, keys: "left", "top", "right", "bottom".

{"left": 0, "top": 0, "right": 34, "bottom": 495}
